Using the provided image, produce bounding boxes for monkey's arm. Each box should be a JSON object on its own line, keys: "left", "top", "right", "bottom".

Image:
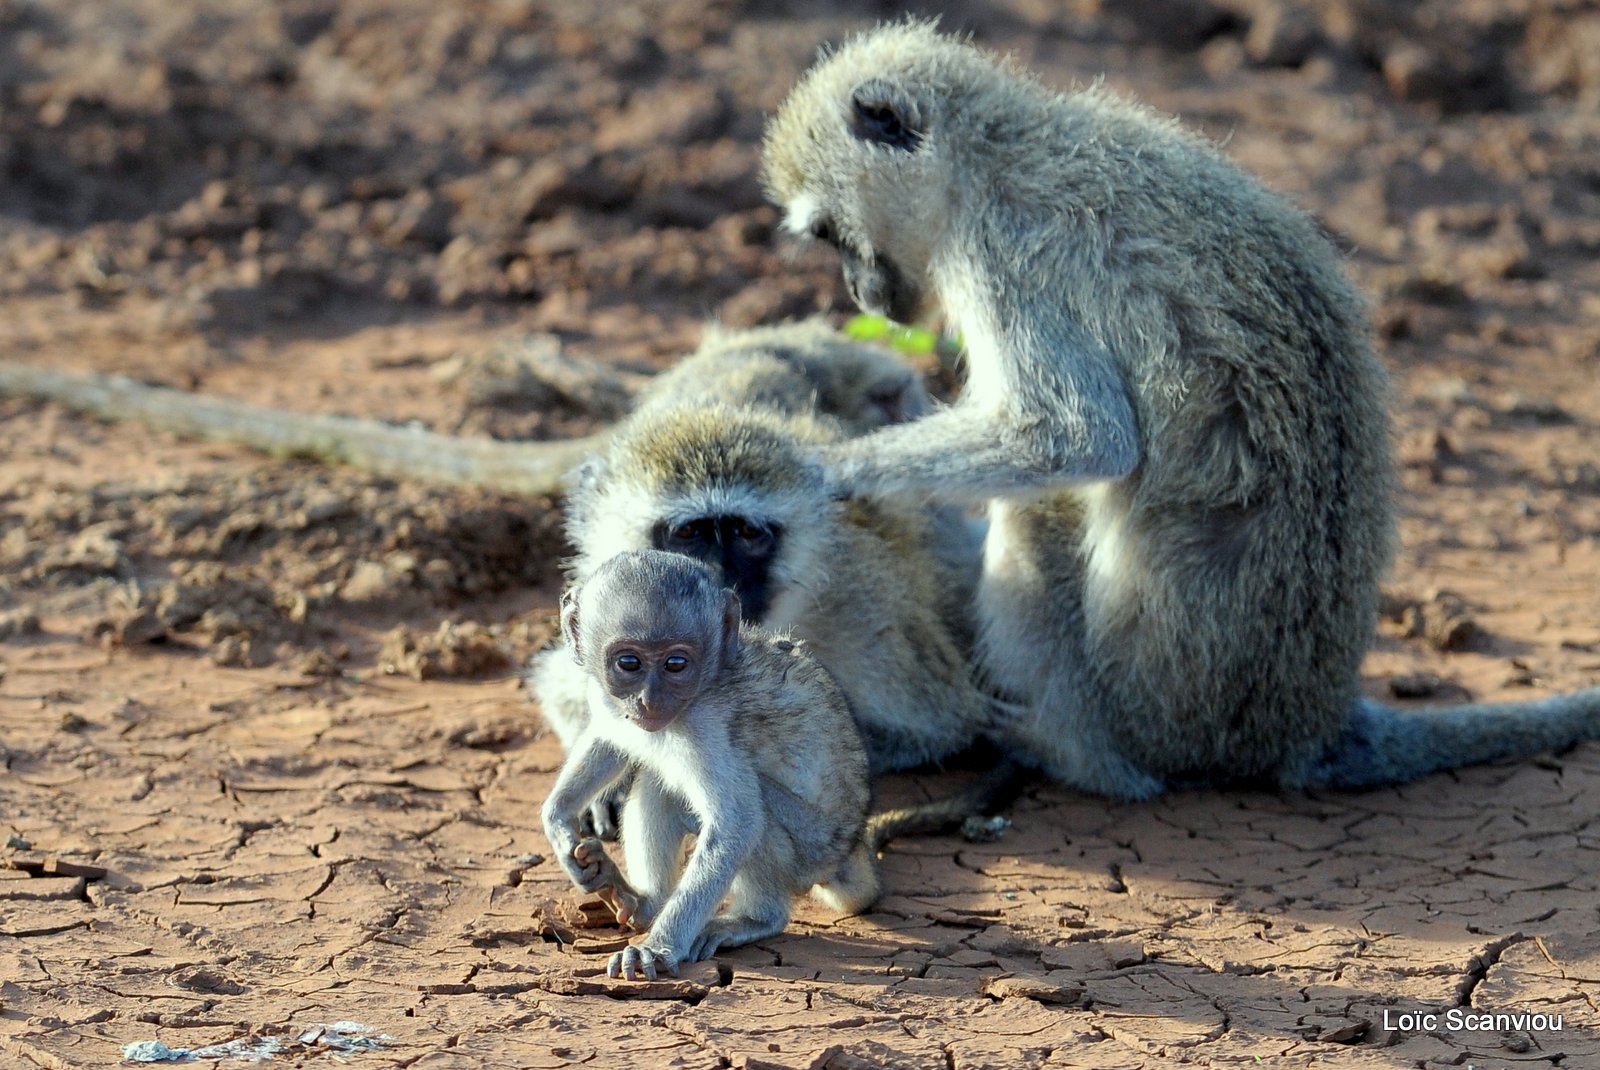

{"left": 610, "top": 760, "right": 764, "bottom": 980}
{"left": 540, "top": 733, "right": 633, "bottom": 893}
{"left": 818, "top": 326, "right": 1140, "bottom": 501}
{"left": 0, "top": 364, "right": 601, "bottom": 498}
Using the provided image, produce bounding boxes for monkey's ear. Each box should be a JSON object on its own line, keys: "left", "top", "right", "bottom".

{"left": 720, "top": 591, "right": 742, "bottom": 666}
{"left": 849, "top": 79, "right": 923, "bottom": 152}
{"left": 559, "top": 589, "right": 582, "bottom": 659}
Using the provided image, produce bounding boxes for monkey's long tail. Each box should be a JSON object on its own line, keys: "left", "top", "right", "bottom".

{"left": 865, "top": 759, "right": 1035, "bottom": 851}
{"left": 1309, "top": 688, "right": 1600, "bottom": 789}
{"left": 0, "top": 364, "right": 603, "bottom": 497}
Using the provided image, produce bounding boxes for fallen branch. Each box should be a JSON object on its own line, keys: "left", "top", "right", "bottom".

{"left": 0, "top": 364, "right": 604, "bottom": 497}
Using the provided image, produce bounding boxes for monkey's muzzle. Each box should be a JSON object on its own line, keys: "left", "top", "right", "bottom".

{"left": 842, "top": 250, "right": 920, "bottom": 324}
{"left": 630, "top": 702, "right": 679, "bottom": 733}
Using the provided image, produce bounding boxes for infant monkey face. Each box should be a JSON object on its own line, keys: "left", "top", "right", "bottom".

{"left": 603, "top": 639, "right": 702, "bottom": 731}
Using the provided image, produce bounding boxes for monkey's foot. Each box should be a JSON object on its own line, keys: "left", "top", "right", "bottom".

{"left": 580, "top": 794, "right": 624, "bottom": 842}
{"left": 605, "top": 888, "right": 660, "bottom": 931}
{"left": 686, "top": 915, "right": 785, "bottom": 962}
{"left": 608, "top": 943, "right": 678, "bottom": 981}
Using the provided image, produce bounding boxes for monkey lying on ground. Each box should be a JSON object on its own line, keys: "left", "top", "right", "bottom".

{"left": 762, "top": 20, "right": 1600, "bottom": 798}
{"left": 541, "top": 550, "right": 882, "bottom": 980}
{"left": 530, "top": 324, "right": 994, "bottom": 837}
{"left": 632, "top": 318, "right": 934, "bottom": 433}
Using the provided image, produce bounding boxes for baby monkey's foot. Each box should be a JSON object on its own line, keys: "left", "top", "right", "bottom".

{"left": 608, "top": 942, "right": 678, "bottom": 981}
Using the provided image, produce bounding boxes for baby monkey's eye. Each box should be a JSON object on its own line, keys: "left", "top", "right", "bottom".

{"left": 615, "top": 653, "right": 642, "bottom": 673}
{"left": 663, "top": 655, "right": 689, "bottom": 673}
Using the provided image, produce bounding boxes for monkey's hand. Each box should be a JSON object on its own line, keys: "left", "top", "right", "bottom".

{"left": 568, "top": 837, "right": 624, "bottom": 894}
{"left": 607, "top": 941, "right": 679, "bottom": 982}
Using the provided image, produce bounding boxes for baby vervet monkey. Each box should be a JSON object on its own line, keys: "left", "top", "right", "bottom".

{"left": 540, "top": 550, "right": 880, "bottom": 981}
{"left": 763, "top": 21, "right": 1600, "bottom": 797}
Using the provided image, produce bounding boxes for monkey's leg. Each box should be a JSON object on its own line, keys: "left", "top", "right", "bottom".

{"left": 977, "top": 503, "right": 1165, "bottom": 801}
{"left": 583, "top": 776, "right": 630, "bottom": 841}
{"left": 685, "top": 867, "right": 793, "bottom": 963}
{"left": 540, "top": 735, "right": 631, "bottom": 892}
{"left": 614, "top": 772, "right": 694, "bottom": 930}
{"left": 810, "top": 838, "right": 880, "bottom": 917}
{"left": 608, "top": 808, "right": 761, "bottom": 981}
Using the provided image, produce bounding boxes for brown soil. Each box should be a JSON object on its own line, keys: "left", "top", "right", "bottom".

{"left": 2, "top": 1, "right": 1598, "bottom": 1067}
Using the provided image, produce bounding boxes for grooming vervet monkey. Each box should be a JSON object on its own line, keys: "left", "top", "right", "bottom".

{"left": 529, "top": 399, "right": 990, "bottom": 782}
{"left": 541, "top": 550, "right": 880, "bottom": 980}
{"left": 762, "top": 21, "right": 1600, "bottom": 798}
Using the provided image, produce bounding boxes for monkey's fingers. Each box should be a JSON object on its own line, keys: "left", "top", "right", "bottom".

{"left": 570, "top": 838, "right": 613, "bottom": 891}
{"left": 608, "top": 945, "right": 661, "bottom": 982}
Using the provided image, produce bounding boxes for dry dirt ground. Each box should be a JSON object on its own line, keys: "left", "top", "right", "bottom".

{"left": 3, "top": 1, "right": 1599, "bottom": 1067}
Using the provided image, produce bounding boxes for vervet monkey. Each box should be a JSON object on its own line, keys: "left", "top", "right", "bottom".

{"left": 541, "top": 551, "right": 880, "bottom": 980}
{"left": 762, "top": 21, "right": 1600, "bottom": 797}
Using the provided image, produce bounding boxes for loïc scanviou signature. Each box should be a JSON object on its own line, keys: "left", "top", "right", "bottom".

{"left": 1383, "top": 1008, "right": 1565, "bottom": 1033}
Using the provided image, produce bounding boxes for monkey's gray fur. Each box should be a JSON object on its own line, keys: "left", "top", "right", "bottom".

{"left": 541, "top": 550, "right": 879, "bottom": 980}
{"left": 763, "top": 21, "right": 1600, "bottom": 798}
{"left": 633, "top": 318, "right": 934, "bottom": 434}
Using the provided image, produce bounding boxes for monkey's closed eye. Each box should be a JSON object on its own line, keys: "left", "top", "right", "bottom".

{"left": 663, "top": 655, "right": 689, "bottom": 674}
{"left": 615, "top": 653, "right": 642, "bottom": 673}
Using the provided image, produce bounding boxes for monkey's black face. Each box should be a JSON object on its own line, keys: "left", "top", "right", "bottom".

{"left": 604, "top": 639, "right": 701, "bottom": 732}
{"left": 652, "top": 516, "right": 781, "bottom": 622}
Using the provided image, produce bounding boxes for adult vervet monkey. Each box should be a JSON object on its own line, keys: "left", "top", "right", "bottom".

{"left": 763, "top": 20, "right": 1600, "bottom": 797}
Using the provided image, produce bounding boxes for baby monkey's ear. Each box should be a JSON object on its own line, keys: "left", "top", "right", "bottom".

{"left": 559, "top": 589, "right": 583, "bottom": 660}
{"left": 720, "top": 590, "right": 742, "bottom": 668}
{"left": 850, "top": 79, "right": 923, "bottom": 152}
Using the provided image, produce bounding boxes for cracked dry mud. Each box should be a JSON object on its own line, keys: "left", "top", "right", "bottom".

{"left": 2, "top": 1, "right": 1599, "bottom": 1067}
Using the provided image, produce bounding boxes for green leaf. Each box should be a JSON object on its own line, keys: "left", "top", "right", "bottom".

{"left": 844, "top": 314, "right": 953, "bottom": 356}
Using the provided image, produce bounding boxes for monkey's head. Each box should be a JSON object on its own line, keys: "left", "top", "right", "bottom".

{"left": 763, "top": 21, "right": 1009, "bottom": 324}
{"left": 566, "top": 405, "right": 837, "bottom": 630}
{"left": 563, "top": 550, "right": 740, "bottom": 732}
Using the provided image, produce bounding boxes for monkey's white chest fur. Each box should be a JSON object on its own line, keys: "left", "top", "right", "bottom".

{"left": 979, "top": 488, "right": 1129, "bottom": 706}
